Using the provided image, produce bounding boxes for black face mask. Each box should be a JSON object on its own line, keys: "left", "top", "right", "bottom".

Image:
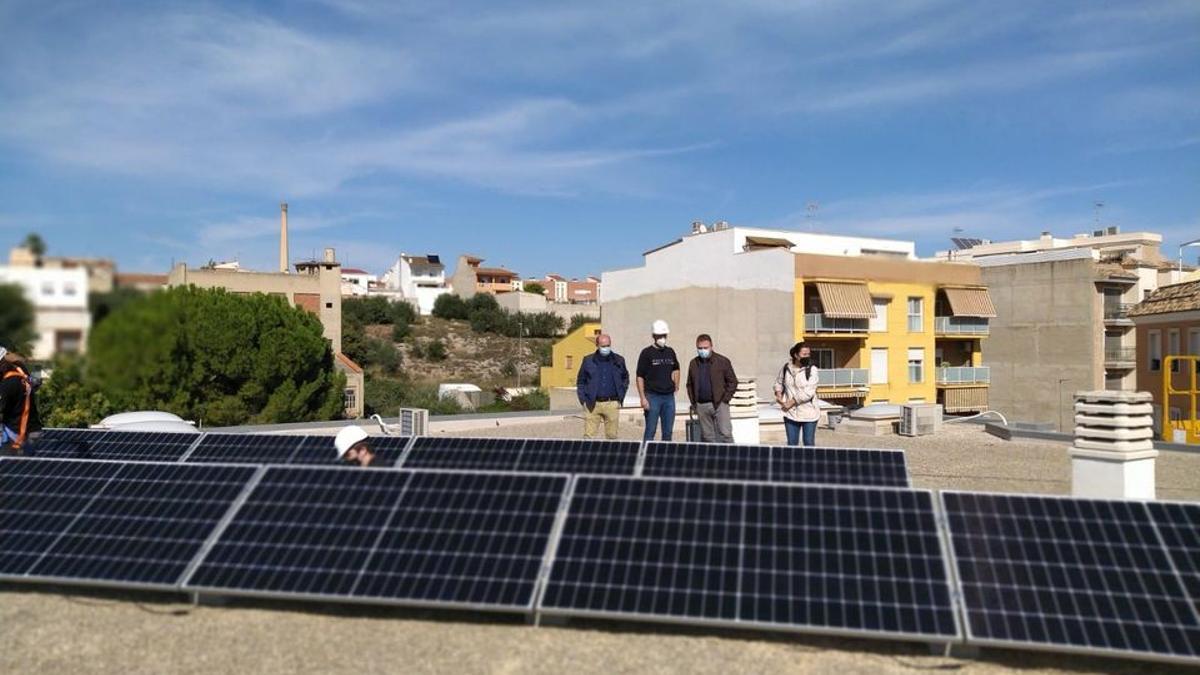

{"left": 798, "top": 357, "right": 811, "bottom": 367}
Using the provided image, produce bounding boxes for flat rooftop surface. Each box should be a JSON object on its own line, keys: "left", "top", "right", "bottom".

{"left": 3, "top": 425, "right": 1197, "bottom": 674}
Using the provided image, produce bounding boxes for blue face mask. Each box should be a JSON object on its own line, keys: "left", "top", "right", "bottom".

{"left": 697, "top": 348, "right": 711, "bottom": 359}
{"left": 598, "top": 347, "right": 612, "bottom": 356}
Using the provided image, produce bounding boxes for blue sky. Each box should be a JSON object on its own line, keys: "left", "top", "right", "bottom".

{"left": 0, "top": 0, "right": 1197, "bottom": 278}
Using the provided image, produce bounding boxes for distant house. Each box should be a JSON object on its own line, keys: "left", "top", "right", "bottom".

{"left": 114, "top": 273, "right": 168, "bottom": 292}
{"left": 449, "top": 255, "right": 520, "bottom": 298}
{"left": 340, "top": 268, "right": 376, "bottom": 297}
{"left": 534, "top": 274, "right": 601, "bottom": 304}
{"left": 381, "top": 253, "right": 450, "bottom": 315}
{"left": 0, "top": 264, "right": 90, "bottom": 360}
{"left": 1129, "top": 279, "right": 1200, "bottom": 443}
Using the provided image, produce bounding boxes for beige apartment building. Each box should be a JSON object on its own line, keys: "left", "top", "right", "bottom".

{"left": 166, "top": 248, "right": 363, "bottom": 418}
{"left": 449, "top": 255, "right": 520, "bottom": 298}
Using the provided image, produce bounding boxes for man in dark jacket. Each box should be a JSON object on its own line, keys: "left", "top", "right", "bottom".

{"left": 576, "top": 333, "right": 629, "bottom": 439}
{"left": 686, "top": 334, "right": 737, "bottom": 443}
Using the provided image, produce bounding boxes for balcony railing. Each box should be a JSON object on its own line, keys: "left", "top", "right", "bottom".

{"left": 1103, "top": 304, "right": 1135, "bottom": 321}
{"left": 934, "top": 316, "right": 990, "bottom": 335}
{"left": 804, "top": 314, "right": 868, "bottom": 334}
{"left": 817, "top": 368, "right": 869, "bottom": 387}
{"left": 936, "top": 366, "right": 990, "bottom": 385}
{"left": 1104, "top": 346, "right": 1137, "bottom": 363}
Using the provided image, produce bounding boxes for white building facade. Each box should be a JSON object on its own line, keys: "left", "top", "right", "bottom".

{"left": 383, "top": 253, "right": 451, "bottom": 315}
{"left": 0, "top": 265, "right": 91, "bottom": 360}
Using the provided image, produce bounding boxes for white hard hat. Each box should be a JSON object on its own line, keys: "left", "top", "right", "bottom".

{"left": 334, "top": 425, "right": 370, "bottom": 458}
{"left": 651, "top": 319, "right": 670, "bottom": 334}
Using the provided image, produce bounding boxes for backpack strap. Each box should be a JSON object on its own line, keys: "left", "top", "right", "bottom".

{"left": 3, "top": 369, "right": 32, "bottom": 449}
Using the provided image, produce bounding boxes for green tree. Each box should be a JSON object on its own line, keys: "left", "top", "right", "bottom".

{"left": 87, "top": 286, "right": 345, "bottom": 426}
{"left": 432, "top": 293, "right": 469, "bottom": 320}
{"left": 22, "top": 233, "right": 46, "bottom": 258}
{"left": 89, "top": 287, "right": 147, "bottom": 326}
{"left": 343, "top": 296, "right": 394, "bottom": 325}
{"left": 0, "top": 283, "right": 36, "bottom": 355}
{"left": 568, "top": 313, "right": 592, "bottom": 333}
{"left": 522, "top": 281, "right": 546, "bottom": 295}
{"left": 364, "top": 374, "right": 463, "bottom": 416}
{"left": 38, "top": 355, "right": 116, "bottom": 427}
{"left": 426, "top": 339, "right": 448, "bottom": 362}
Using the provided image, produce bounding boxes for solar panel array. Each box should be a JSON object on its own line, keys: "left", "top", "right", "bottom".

{"left": 0, "top": 459, "right": 256, "bottom": 588}
{"left": 27, "top": 429, "right": 199, "bottom": 462}
{"left": 183, "top": 467, "right": 568, "bottom": 611}
{"left": 642, "top": 442, "right": 909, "bottom": 487}
{"left": 186, "top": 433, "right": 410, "bottom": 466}
{"left": 401, "top": 436, "right": 640, "bottom": 475}
{"left": 943, "top": 492, "right": 1200, "bottom": 663}
{"left": 540, "top": 476, "right": 958, "bottom": 641}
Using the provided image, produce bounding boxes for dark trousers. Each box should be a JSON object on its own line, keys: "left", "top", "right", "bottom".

{"left": 784, "top": 418, "right": 817, "bottom": 447}
{"left": 643, "top": 392, "right": 676, "bottom": 441}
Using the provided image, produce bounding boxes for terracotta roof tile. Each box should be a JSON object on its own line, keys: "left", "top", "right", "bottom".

{"left": 1128, "top": 280, "right": 1200, "bottom": 317}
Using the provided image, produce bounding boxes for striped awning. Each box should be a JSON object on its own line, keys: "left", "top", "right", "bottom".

{"left": 943, "top": 287, "right": 997, "bottom": 318}
{"left": 814, "top": 281, "right": 875, "bottom": 319}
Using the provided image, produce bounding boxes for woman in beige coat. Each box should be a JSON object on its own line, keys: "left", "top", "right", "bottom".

{"left": 774, "top": 342, "right": 820, "bottom": 446}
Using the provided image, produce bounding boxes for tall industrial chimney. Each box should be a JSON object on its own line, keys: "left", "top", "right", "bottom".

{"left": 280, "top": 202, "right": 289, "bottom": 273}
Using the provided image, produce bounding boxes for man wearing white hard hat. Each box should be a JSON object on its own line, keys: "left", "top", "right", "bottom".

{"left": 635, "top": 319, "right": 680, "bottom": 441}
{"left": 334, "top": 425, "right": 379, "bottom": 467}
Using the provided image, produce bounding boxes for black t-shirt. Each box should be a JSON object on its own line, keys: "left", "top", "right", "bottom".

{"left": 636, "top": 345, "right": 680, "bottom": 395}
{"left": 0, "top": 373, "right": 42, "bottom": 439}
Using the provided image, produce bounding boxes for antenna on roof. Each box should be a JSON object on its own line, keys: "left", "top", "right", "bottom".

{"left": 1093, "top": 201, "right": 1104, "bottom": 227}
{"left": 805, "top": 202, "right": 820, "bottom": 232}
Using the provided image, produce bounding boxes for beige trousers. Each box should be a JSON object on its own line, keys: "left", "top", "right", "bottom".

{"left": 583, "top": 400, "right": 620, "bottom": 439}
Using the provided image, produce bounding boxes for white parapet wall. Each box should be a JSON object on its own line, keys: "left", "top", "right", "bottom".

{"left": 1069, "top": 391, "right": 1157, "bottom": 499}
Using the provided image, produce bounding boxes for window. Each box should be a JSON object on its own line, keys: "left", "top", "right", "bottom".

{"left": 343, "top": 388, "right": 357, "bottom": 411}
{"left": 1191, "top": 329, "right": 1200, "bottom": 373}
{"left": 1169, "top": 329, "right": 1181, "bottom": 373}
{"left": 1148, "top": 329, "right": 1162, "bottom": 372}
{"left": 907, "top": 297, "right": 924, "bottom": 332}
{"left": 41, "top": 281, "right": 55, "bottom": 296}
{"left": 63, "top": 281, "right": 78, "bottom": 297}
{"left": 907, "top": 347, "right": 924, "bottom": 383}
{"left": 325, "top": 302, "right": 333, "bottom": 309}
{"left": 869, "top": 298, "right": 889, "bottom": 332}
{"left": 811, "top": 348, "right": 835, "bottom": 370}
{"left": 870, "top": 348, "right": 888, "bottom": 384}
{"left": 55, "top": 330, "right": 83, "bottom": 355}
{"left": 565, "top": 355, "right": 574, "bottom": 370}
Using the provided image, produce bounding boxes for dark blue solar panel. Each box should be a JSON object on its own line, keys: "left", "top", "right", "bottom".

{"left": 186, "top": 433, "right": 306, "bottom": 464}
{"left": 26, "top": 429, "right": 198, "bottom": 461}
{"left": 771, "top": 447, "right": 909, "bottom": 488}
{"left": 184, "top": 467, "right": 569, "bottom": 611}
{"left": 288, "top": 435, "right": 410, "bottom": 467}
{"left": 515, "top": 439, "right": 640, "bottom": 475}
{"left": 943, "top": 492, "right": 1200, "bottom": 663}
{"left": 400, "top": 437, "right": 524, "bottom": 471}
{"left": 641, "top": 441, "right": 771, "bottom": 481}
{"left": 541, "top": 476, "right": 958, "bottom": 641}
{"left": 0, "top": 459, "right": 255, "bottom": 587}
{"left": 1146, "top": 501, "right": 1200, "bottom": 612}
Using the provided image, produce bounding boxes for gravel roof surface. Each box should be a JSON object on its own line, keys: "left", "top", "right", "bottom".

{"left": 3, "top": 423, "right": 1197, "bottom": 674}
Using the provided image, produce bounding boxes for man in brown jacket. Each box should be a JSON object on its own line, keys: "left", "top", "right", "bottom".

{"left": 686, "top": 334, "right": 738, "bottom": 443}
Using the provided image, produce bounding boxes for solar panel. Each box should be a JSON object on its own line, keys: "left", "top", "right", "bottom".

{"left": 514, "top": 438, "right": 640, "bottom": 475}
{"left": 288, "top": 434, "right": 410, "bottom": 467}
{"left": 1146, "top": 501, "right": 1200, "bottom": 611}
{"left": 642, "top": 442, "right": 909, "bottom": 487}
{"left": 185, "top": 433, "right": 306, "bottom": 463}
{"left": 772, "top": 447, "right": 909, "bottom": 488}
{"left": 540, "top": 476, "right": 960, "bottom": 642}
{"left": 942, "top": 491, "right": 1200, "bottom": 664}
{"left": 641, "top": 441, "right": 770, "bottom": 481}
{"left": 400, "top": 437, "right": 525, "bottom": 471}
{"left": 26, "top": 429, "right": 199, "bottom": 462}
{"left": 0, "top": 459, "right": 257, "bottom": 589}
{"left": 183, "top": 467, "right": 570, "bottom": 612}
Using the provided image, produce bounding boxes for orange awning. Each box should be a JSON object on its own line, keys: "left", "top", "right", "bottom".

{"left": 943, "top": 287, "right": 997, "bottom": 317}
{"left": 815, "top": 281, "right": 875, "bottom": 319}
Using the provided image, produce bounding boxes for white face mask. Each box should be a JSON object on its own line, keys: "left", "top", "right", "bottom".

{"left": 655, "top": 337, "right": 667, "bottom": 348}
{"left": 598, "top": 346, "right": 612, "bottom": 356}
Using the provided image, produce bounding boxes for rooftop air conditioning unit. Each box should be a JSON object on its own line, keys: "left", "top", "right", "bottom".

{"left": 1106, "top": 225, "right": 1119, "bottom": 235}
{"left": 398, "top": 407, "right": 429, "bottom": 436}
{"left": 899, "top": 403, "right": 943, "bottom": 437}
{"left": 1093, "top": 229, "right": 1105, "bottom": 238}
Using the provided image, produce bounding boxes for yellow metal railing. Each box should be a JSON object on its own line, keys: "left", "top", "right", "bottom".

{"left": 1163, "top": 355, "right": 1199, "bottom": 444}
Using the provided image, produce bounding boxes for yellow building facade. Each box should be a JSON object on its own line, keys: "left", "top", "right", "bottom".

{"left": 540, "top": 322, "right": 602, "bottom": 389}
{"left": 792, "top": 254, "right": 993, "bottom": 412}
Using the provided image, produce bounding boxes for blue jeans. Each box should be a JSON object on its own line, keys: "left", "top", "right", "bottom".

{"left": 784, "top": 419, "right": 817, "bottom": 447}
{"left": 643, "top": 392, "right": 676, "bottom": 441}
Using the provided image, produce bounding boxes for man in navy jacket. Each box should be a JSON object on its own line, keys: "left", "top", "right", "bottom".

{"left": 576, "top": 333, "right": 629, "bottom": 439}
